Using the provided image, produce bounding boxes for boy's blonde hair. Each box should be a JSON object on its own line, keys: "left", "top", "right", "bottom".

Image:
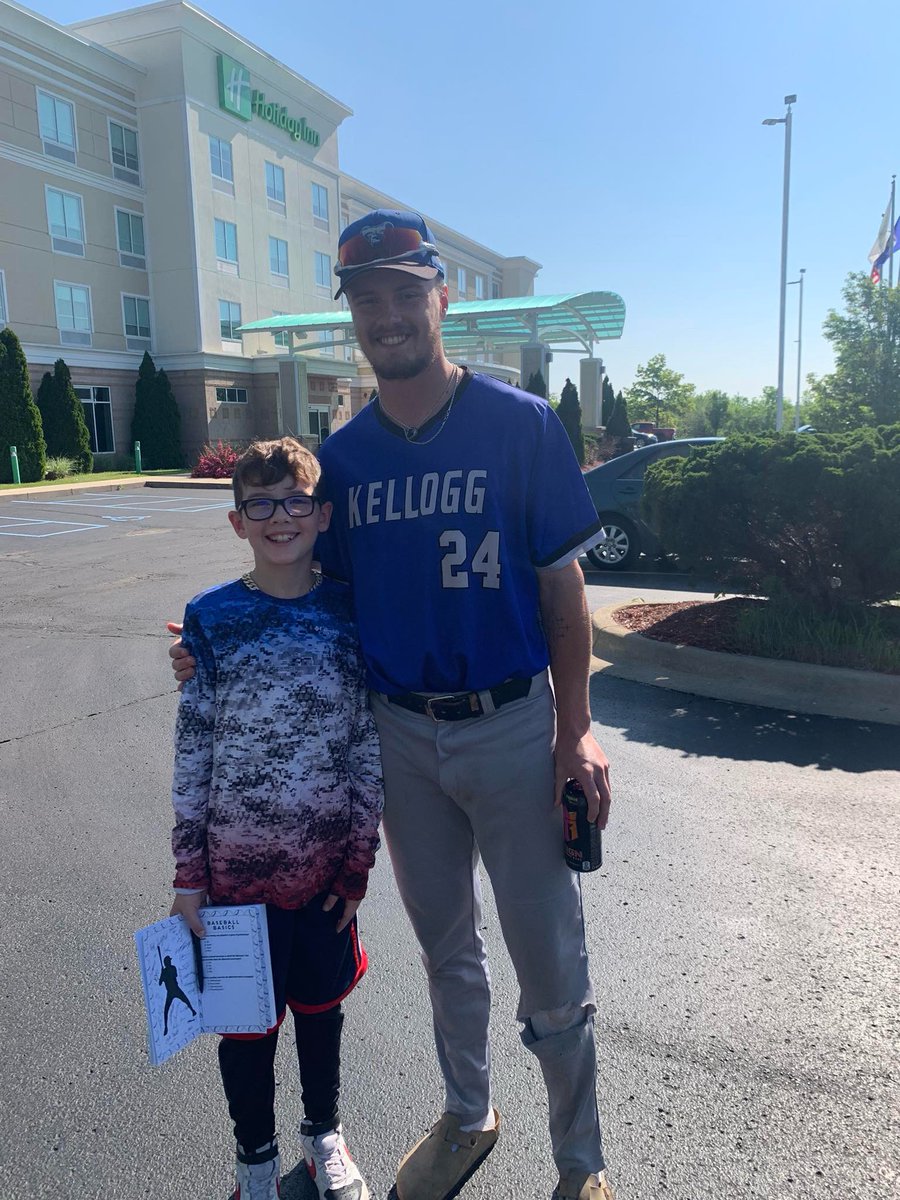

{"left": 231, "top": 438, "right": 321, "bottom": 507}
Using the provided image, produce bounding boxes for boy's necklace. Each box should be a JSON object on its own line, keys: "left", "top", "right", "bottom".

{"left": 241, "top": 569, "right": 322, "bottom": 597}
{"left": 378, "top": 366, "right": 460, "bottom": 444}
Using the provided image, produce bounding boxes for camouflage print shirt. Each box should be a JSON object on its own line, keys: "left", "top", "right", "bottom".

{"left": 171, "top": 575, "right": 383, "bottom": 908}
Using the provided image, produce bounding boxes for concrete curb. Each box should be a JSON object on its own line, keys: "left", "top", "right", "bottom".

{"left": 592, "top": 603, "right": 900, "bottom": 726}
{"left": 1, "top": 475, "right": 229, "bottom": 500}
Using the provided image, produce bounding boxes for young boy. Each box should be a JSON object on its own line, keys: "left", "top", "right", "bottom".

{"left": 169, "top": 437, "right": 383, "bottom": 1200}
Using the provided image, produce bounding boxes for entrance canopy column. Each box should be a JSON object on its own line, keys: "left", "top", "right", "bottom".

{"left": 579, "top": 356, "right": 604, "bottom": 429}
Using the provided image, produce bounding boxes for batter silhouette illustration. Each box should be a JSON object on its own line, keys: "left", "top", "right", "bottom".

{"left": 158, "top": 952, "right": 196, "bottom": 1034}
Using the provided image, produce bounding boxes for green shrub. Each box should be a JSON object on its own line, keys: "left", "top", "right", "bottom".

{"left": 525, "top": 370, "right": 547, "bottom": 398}
{"left": 35, "top": 359, "right": 92, "bottom": 474}
{"left": 605, "top": 392, "right": 631, "bottom": 438}
{"left": 641, "top": 428, "right": 900, "bottom": 610}
{"left": 557, "top": 377, "right": 585, "bottom": 465}
{"left": 44, "top": 455, "right": 76, "bottom": 480}
{"left": 131, "top": 351, "right": 183, "bottom": 469}
{"left": 0, "top": 327, "right": 46, "bottom": 482}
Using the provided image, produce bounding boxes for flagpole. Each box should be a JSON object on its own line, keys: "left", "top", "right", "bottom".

{"left": 763, "top": 94, "right": 796, "bottom": 432}
{"left": 892, "top": 176, "right": 897, "bottom": 288}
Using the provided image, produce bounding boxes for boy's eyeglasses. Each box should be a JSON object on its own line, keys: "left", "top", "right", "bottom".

{"left": 238, "top": 495, "right": 320, "bottom": 521}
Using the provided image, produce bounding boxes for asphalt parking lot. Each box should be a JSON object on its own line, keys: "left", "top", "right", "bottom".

{"left": 1, "top": 483, "right": 897, "bottom": 1200}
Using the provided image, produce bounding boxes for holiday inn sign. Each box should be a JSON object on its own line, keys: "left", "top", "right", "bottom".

{"left": 216, "top": 54, "right": 320, "bottom": 147}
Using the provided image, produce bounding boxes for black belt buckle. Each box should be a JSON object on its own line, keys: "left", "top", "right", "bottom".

{"left": 424, "top": 692, "right": 482, "bottom": 721}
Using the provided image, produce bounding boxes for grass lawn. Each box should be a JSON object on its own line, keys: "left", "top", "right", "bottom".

{"left": 0, "top": 468, "right": 187, "bottom": 491}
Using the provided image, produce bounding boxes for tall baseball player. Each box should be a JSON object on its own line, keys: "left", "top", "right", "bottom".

{"left": 172, "top": 209, "right": 614, "bottom": 1200}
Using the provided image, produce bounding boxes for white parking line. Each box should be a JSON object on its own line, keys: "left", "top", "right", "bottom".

{"left": 11, "top": 497, "right": 232, "bottom": 514}
{"left": 0, "top": 517, "right": 105, "bottom": 538}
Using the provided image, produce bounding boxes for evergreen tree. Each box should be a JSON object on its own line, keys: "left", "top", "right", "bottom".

{"left": 557, "top": 377, "right": 585, "bottom": 465}
{"left": 601, "top": 375, "right": 617, "bottom": 427}
{"left": 131, "top": 351, "right": 183, "bottom": 469}
{"left": 36, "top": 358, "right": 92, "bottom": 473}
{"left": 525, "top": 369, "right": 547, "bottom": 398}
{"left": 0, "top": 327, "right": 45, "bottom": 483}
{"left": 605, "top": 391, "right": 632, "bottom": 438}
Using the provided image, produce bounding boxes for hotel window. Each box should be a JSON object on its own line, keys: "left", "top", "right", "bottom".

{"left": 46, "top": 188, "right": 84, "bottom": 256}
{"left": 475, "top": 274, "right": 485, "bottom": 300}
{"left": 54, "top": 281, "right": 92, "bottom": 346}
{"left": 37, "top": 90, "right": 76, "bottom": 163}
{"left": 0, "top": 270, "right": 7, "bottom": 327}
{"left": 457, "top": 267, "right": 467, "bottom": 297}
{"left": 209, "top": 135, "right": 234, "bottom": 193}
{"left": 76, "top": 385, "right": 114, "bottom": 453}
{"left": 109, "top": 121, "right": 140, "bottom": 183}
{"left": 269, "top": 237, "right": 289, "bottom": 285}
{"left": 215, "top": 219, "right": 239, "bottom": 271}
{"left": 265, "top": 162, "right": 286, "bottom": 215}
{"left": 273, "top": 312, "right": 290, "bottom": 349}
{"left": 219, "top": 299, "right": 242, "bottom": 342}
{"left": 320, "top": 329, "right": 334, "bottom": 357}
{"left": 116, "top": 209, "right": 146, "bottom": 270}
{"left": 492, "top": 280, "right": 501, "bottom": 299}
{"left": 216, "top": 387, "right": 248, "bottom": 404}
{"left": 312, "top": 183, "right": 329, "bottom": 229}
{"left": 314, "top": 251, "right": 331, "bottom": 291}
{"left": 123, "top": 294, "right": 152, "bottom": 347}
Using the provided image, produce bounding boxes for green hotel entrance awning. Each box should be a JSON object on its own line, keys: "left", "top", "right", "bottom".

{"left": 238, "top": 291, "right": 625, "bottom": 355}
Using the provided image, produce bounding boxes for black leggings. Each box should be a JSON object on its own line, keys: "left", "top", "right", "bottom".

{"left": 218, "top": 1004, "right": 343, "bottom": 1152}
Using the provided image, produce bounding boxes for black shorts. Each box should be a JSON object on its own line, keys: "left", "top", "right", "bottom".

{"left": 222, "top": 894, "right": 367, "bottom": 1040}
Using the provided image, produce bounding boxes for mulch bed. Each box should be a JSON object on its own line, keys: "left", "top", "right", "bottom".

{"left": 611, "top": 597, "right": 900, "bottom": 673}
{"left": 612, "top": 597, "right": 762, "bottom": 655}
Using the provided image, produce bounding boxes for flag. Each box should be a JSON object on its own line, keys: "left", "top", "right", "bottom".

{"left": 868, "top": 204, "right": 892, "bottom": 271}
{"left": 871, "top": 216, "right": 900, "bottom": 282}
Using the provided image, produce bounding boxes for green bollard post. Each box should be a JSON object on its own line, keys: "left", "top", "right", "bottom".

{"left": 10, "top": 445, "right": 21, "bottom": 485}
{"left": 134, "top": 440, "right": 142, "bottom": 474}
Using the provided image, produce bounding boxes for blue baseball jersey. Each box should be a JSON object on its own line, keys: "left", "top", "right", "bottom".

{"left": 317, "top": 371, "right": 603, "bottom": 695}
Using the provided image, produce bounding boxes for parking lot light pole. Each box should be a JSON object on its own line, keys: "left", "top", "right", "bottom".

{"left": 763, "top": 94, "right": 796, "bottom": 433}
{"left": 787, "top": 268, "right": 805, "bottom": 430}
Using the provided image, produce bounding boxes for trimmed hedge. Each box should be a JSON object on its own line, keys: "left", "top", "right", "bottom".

{"left": 641, "top": 428, "right": 900, "bottom": 610}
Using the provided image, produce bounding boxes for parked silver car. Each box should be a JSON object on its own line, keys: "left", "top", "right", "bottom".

{"left": 583, "top": 438, "right": 723, "bottom": 570}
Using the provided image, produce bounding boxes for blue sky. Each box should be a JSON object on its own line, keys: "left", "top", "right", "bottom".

{"left": 36, "top": 0, "right": 896, "bottom": 402}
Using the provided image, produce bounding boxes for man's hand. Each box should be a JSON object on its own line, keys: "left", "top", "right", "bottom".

{"left": 166, "top": 621, "right": 196, "bottom": 685}
{"left": 554, "top": 731, "right": 612, "bottom": 827}
{"left": 322, "top": 893, "right": 360, "bottom": 933}
{"left": 170, "top": 891, "right": 207, "bottom": 937}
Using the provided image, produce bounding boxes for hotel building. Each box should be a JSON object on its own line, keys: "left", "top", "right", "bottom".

{"left": 0, "top": 0, "right": 540, "bottom": 461}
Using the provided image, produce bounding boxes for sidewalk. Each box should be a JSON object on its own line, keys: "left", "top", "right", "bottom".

{"left": 0, "top": 474, "right": 231, "bottom": 500}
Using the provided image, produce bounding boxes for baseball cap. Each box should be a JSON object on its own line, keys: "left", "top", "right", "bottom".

{"left": 334, "top": 208, "right": 445, "bottom": 299}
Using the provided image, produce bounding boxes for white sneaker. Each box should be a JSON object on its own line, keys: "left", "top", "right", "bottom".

{"left": 300, "top": 1122, "right": 369, "bottom": 1200}
{"left": 233, "top": 1139, "right": 281, "bottom": 1200}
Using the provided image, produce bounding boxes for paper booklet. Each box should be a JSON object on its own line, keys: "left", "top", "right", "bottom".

{"left": 134, "top": 904, "right": 276, "bottom": 1066}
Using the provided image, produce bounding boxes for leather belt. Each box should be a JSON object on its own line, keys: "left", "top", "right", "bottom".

{"left": 387, "top": 676, "right": 532, "bottom": 722}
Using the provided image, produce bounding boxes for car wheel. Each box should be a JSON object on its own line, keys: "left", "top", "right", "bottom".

{"left": 586, "top": 514, "right": 641, "bottom": 570}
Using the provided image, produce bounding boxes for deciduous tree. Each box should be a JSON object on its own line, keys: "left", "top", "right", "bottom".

{"left": 624, "top": 353, "right": 696, "bottom": 428}
{"left": 805, "top": 272, "right": 900, "bottom": 431}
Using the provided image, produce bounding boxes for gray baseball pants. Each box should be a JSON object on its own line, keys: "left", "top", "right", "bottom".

{"left": 370, "top": 672, "right": 606, "bottom": 1178}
